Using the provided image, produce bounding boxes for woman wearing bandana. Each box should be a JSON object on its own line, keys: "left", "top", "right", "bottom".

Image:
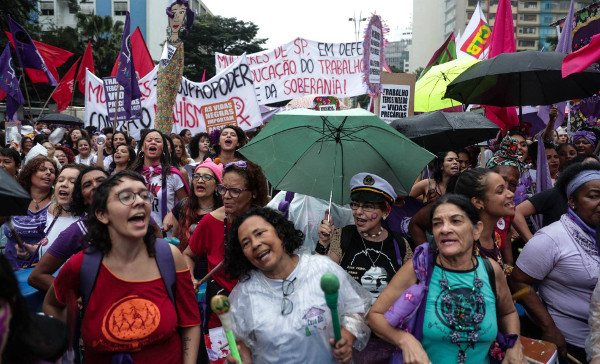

{"left": 511, "top": 162, "right": 600, "bottom": 363}
{"left": 573, "top": 129, "right": 600, "bottom": 156}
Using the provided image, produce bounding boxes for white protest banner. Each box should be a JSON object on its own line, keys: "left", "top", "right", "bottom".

{"left": 368, "top": 25, "right": 382, "bottom": 84}
{"left": 378, "top": 73, "right": 416, "bottom": 123}
{"left": 456, "top": 2, "right": 490, "bottom": 60}
{"left": 215, "top": 38, "right": 367, "bottom": 105}
{"left": 85, "top": 55, "right": 262, "bottom": 140}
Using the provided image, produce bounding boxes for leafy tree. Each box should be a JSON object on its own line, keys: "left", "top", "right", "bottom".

{"left": 0, "top": 0, "right": 37, "bottom": 41}
{"left": 413, "top": 66, "right": 424, "bottom": 80}
{"left": 389, "top": 65, "right": 404, "bottom": 73}
{"left": 182, "top": 14, "right": 267, "bottom": 80}
{"left": 75, "top": 14, "right": 124, "bottom": 77}
{"left": 546, "top": 35, "right": 558, "bottom": 52}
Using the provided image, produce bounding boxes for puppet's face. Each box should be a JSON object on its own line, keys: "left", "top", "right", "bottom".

{"left": 168, "top": 4, "right": 187, "bottom": 39}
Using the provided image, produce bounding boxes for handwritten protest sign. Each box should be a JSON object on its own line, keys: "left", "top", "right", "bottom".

{"left": 215, "top": 38, "right": 367, "bottom": 105}
{"left": 378, "top": 73, "right": 415, "bottom": 123}
{"left": 85, "top": 55, "right": 261, "bottom": 140}
{"left": 363, "top": 15, "right": 385, "bottom": 96}
{"left": 102, "top": 77, "right": 142, "bottom": 123}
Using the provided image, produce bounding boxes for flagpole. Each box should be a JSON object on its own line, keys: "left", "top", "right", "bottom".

{"left": 18, "top": 68, "right": 34, "bottom": 120}
{"left": 38, "top": 84, "right": 59, "bottom": 118}
{"left": 113, "top": 84, "right": 121, "bottom": 134}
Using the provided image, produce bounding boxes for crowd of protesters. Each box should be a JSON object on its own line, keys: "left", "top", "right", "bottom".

{"left": 0, "top": 110, "right": 599, "bottom": 364}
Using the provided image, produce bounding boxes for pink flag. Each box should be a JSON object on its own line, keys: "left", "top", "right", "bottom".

{"left": 562, "top": 33, "right": 600, "bottom": 78}
{"left": 485, "top": 0, "right": 519, "bottom": 130}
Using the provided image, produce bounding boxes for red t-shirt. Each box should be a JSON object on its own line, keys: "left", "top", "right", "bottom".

{"left": 494, "top": 215, "right": 515, "bottom": 249}
{"left": 188, "top": 213, "right": 238, "bottom": 328}
{"left": 54, "top": 251, "right": 201, "bottom": 364}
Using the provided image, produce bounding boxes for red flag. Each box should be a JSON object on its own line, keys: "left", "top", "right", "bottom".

{"left": 485, "top": 0, "right": 519, "bottom": 130}
{"left": 4, "top": 31, "right": 72, "bottom": 84}
{"left": 76, "top": 41, "right": 95, "bottom": 95}
{"left": 52, "top": 57, "right": 80, "bottom": 112}
{"left": 202, "top": 69, "right": 206, "bottom": 82}
{"left": 562, "top": 33, "right": 600, "bottom": 77}
{"left": 110, "top": 27, "right": 154, "bottom": 79}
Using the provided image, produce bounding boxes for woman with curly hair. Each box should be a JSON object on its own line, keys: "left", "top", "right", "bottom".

{"left": 189, "top": 132, "right": 213, "bottom": 164}
{"left": 410, "top": 151, "right": 460, "bottom": 204}
{"left": 213, "top": 125, "right": 247, "bottom": 166}
{"left": 54, "top": 145, "right": 75, "bottom": 167}
{"left": 109, "top": 144, "right": 136, "bottom": 175}
{"left": 4, "top": 157, "right": 57, "bottom": 269}
{"left": 223, "top": 206, "right": 371, "bottom": 364}
{"left": 183, "top": 160, "right": 268, "bottom": 330}
{"left": 43, "top": 170, "right": 201, "bottom": 363}
{"left": 131, "top": 129, "right": 189, "bottom": 232}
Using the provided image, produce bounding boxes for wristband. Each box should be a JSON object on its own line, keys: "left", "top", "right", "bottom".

{"left": 315, "top": 242, "right": 330, "bottom": 255}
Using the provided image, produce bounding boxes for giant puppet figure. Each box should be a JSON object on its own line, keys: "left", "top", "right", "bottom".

{"left": 155, "top": 0, "right": 194, "bottom": 134}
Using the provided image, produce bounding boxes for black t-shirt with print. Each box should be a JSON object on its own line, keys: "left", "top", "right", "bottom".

{"left": 339, "top": 227, "right": 401, "bottom": 301}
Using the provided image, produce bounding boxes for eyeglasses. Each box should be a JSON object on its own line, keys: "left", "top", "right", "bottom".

{"left": 217, "top": 184, "right": 250, "bottom": 198}
{"left": 281, "top": 278, "right": 295, "bottom": 315}
{"left": 116, "top": 190, "right": 154, "bottom": 206}
{"left": 192, "top": 173, "right": 215, "bottom": 183}
{"left": 350, "top": 202, "right": 378, "bottom": 212}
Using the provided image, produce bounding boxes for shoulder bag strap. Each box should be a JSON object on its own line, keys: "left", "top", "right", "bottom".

{"left": 154, "top": 238, "right": 177, "bottom": 307}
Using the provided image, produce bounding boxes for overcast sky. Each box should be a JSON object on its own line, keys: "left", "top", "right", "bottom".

{"left": 202, "top": 0, "right": 413, "bottom": 51}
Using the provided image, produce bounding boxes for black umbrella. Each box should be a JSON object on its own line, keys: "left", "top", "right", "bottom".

{"left": 0, "top": 167, "right": 31, "bottom": 216}
{"left": 390, "top": 111, "right": 499, "bottom": 154}
{"left": 37, "top": 113, "right": 84, "bottom": 126}
{"left": 444, "top": 51, "right": 600, "bottom": 107}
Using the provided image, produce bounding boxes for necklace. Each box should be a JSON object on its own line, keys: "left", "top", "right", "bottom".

{"left": 32, "top": 191, "right": 52, "bottom": 210}
{"left": 438, "top": 257, "right": 485, "bottom": 364}
{"left": 359, "top": 234, "right": 384, "bottom": 269}
{"left": 361, "top": 226, "right": 383, "bottom": 238}
{"left": 199, "top": 204, "right": 214, "bottom": 211}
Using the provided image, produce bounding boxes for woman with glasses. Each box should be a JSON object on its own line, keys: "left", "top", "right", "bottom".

{"left": 163, "top": 158, "right": 223, "bottom": 252}
{"left": 183, "top": 160, "right": 268, "bottom": 333}
{"left": 316, "top": 173, "right": 413, "bottom": 363}
{"left": 223, "top": 207, "right": 371, "bottom": 364}
{"left": 44, "top": 170, "right": 201, "bottom": 363}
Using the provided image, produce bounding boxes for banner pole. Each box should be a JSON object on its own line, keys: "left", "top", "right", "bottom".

{"left": 113, "top": 84, "right": 121, "bottom": 134}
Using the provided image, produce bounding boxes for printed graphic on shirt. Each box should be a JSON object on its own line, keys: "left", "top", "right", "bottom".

{"left": 101, "top": 295, "right": 161, "bottom": 344}
{"left": 303, "top": 307, "right": 327, "bottom": 332}
{"left": 345, "top": 249, "right": 396, "bottom": 303}
{"left": 147, "top": 183, "right": 162, "bottom": 213}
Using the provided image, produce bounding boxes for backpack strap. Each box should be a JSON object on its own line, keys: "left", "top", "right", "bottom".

{"left": 80, "top": 248, "right": 103, "bottom": 315}
{"left": 80, "top": 239, "right": 177, "bottom": 316}
{"left": 389, "top": 230, "right": 407, "bottom": 267}
{"left": 482, "top": 257, "right": 497, "bottom": 300}
{"left": 154, "top": 238, "right": 176, "bottom": 307}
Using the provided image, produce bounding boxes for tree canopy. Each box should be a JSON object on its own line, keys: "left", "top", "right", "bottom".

{"left": 183, "top": 14, "right": 267, "bottom": 81}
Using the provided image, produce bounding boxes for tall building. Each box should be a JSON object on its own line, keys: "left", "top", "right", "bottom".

{"left": 36, "top": 0, "right": 212, "bottom": 60}
{"left": 386, "top": 28, "right": 412, "bottom": 72}
{"left": 410, "top": 0, "right": 594, "bottom": 72}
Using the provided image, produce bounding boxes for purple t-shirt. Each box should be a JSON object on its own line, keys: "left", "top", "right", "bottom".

{"left": 46, "top": 216, "right": 88, "bottom": 260}
{"left": 46, "top": 216, "right": 159, "bottom": 260}
{"left": 4, "top": 204, "right": 49, "bottom": 269}
{"left": 516, "top": 218, "right": 600, "bottom": 347}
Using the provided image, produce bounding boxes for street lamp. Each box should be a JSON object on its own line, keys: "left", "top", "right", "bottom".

{"left": 349, "top": 12, "right": 367, "bottom": 42}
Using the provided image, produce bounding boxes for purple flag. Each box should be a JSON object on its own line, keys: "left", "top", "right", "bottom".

{"left": 537, "top": 0, "right": 574, "bottom": 127}
{"left": 0, "top": 45, "right": 25, "bottom": 121}
{"left": 116, "top": 11, "right": 142, "bottom": 119}
{"left": 7, "top": 15, "right": 57, "bottom": 86}
{"left": 536, "top": 139, "right": 553, "bottom": 194}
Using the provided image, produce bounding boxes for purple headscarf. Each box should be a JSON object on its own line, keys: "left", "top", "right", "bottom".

{"left": 166, "top": 0, "right": 195, "bottom": 36}
{"left": 573, "top": 130, "right": 598, "bottom": 148}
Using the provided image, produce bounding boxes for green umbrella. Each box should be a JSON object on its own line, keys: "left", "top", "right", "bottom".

{"left": 239, "top": 108, "right": 434, "bottom": 205}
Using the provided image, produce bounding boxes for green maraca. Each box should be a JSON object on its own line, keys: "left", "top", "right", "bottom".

{"left": 320, "top": 272, "right": 342, "bottom": 342}
{"left": 210, "top": 295, "right": 242, "bottom": 364}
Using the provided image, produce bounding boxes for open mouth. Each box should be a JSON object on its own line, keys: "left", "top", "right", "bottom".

{"left": 439, "top": 239, "right": 457, "bottom": 246}
{"left": 58, "top": 190, "right": 69, "bottom": 198}
{"left": 505, "top": 201, "right": 515, "bottom": 209}
{"left": 128, "top": 213, "right": 147, "bottom": 227}
{"left": 256, "top": 249, "right": 270, "bottom": 262}
{"left": 148, "top": 146, "right": 158, "bottom": 153}
{"left": 224, "top": 139, "right": 233, "bottom": 147}
{"left": 195, "top": 186, "right": 206, "bottom": 193}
